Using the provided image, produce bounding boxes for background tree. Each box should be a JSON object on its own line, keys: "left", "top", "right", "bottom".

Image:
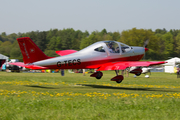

{"left": 80, "top": 31, "right": 102, "bottom": 49}
{"left": 162, "top": 32, "right": 174, "bottom": 58}
{"left": 118, "top": 28, "right": 153, "bottom": 46}
{"left": 155, "top": 28, "right": 167, "bottom": 34}
{"left": 0, "top": 41, "right": 12, "bottom": 57}
{"left": 175, "top": 32, "right": 180, "bottom": 56}
{"left": 9, "top": 41, "right": 22, "bottom": 58}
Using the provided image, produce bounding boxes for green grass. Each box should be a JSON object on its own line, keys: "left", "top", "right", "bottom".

{"left": 0, "top": 71, "right": 180, "bottom": 120}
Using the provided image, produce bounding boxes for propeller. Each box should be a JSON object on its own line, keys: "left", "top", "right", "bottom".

{"left": 144, "top": 39, "right": 149, "bottom": 48}
{"left": 143, "top": 39, "right": 149, "bottom": 60}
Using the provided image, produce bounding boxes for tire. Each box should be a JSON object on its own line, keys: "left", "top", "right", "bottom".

{"left": 116, "top": 80, "right": 122, "bottom": 83}
{"left": 135, "top": 72, "right": 141, "bottom": 76}
{"left": 96, "top": 72, "right": 102, "bottom": 79}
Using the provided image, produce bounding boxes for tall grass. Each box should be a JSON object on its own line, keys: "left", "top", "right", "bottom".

{"left": 0, "top": 71, "right": 180, "bottom": 119}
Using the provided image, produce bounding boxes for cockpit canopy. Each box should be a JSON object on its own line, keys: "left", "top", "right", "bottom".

{"left": 94, "top": 41, "right": 131, "bottom": 54}
{"left": 119, "top": 43, "right": 131, "bottom": 53}
{"left": 104, "top": 41, "right": 120, "bottom": 53}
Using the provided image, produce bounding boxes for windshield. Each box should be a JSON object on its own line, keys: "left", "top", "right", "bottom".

{"left": 120, "top": 43, "right": 131, "bottom": 53}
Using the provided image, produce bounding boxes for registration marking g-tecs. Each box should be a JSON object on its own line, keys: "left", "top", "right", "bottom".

{"left": 57, "top": 59, "right": 81, "bottom": 67}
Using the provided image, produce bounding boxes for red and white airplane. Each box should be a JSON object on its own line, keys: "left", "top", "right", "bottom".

{"left": 11, "top": 37, "right": 166, "bottom": 83}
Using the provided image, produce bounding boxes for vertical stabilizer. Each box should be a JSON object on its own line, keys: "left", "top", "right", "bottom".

{"left": 17, "top": 37, "right": 49, "bottom": 64}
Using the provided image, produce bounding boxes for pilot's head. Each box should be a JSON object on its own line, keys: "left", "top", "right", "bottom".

{"left": 108, "top": 43, "right": 113, "bottom": 48}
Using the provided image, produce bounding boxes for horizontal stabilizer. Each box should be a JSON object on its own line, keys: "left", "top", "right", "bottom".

{"left": 9, "top": 62, "right": 26, "bottom": 67}
{"left": 55, "top": 50, "right": 77, "bottom": 56}
{"left": 9, "top": 62, "right": 47, "bottom": 70}
{"left": 25, "top": 65, "right": 48, "bottom": 70}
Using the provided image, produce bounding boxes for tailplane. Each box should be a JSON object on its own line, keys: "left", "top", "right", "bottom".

{"left": 17, "top": 37, "right": 49, "bottom": 64}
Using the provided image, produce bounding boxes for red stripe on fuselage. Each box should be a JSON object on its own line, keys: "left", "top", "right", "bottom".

{"left": 42, "top": 54, "right": 144, "bottom": 69}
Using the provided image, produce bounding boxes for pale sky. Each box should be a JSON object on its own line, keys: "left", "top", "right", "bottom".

{"left": 0, "top": 0, "right": 180, "bottom": 34}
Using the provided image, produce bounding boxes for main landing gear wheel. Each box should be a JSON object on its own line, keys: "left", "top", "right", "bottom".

{"left": 111, "top": 70, "right": 124, "bottom": 84}
{"left": 135, "top": 72, "right": 141, "bottom": 76}
{"left": 96, "top": 71, "right": 103, "bottom": 79}
{"left": 90, "top": 71, "right": 103, "bottom": 79}
{"left": 111, "top": 75, "right": 124, "bottom": 84}
{"left": 116, "top": 80, "right": 123, "bottom": 83}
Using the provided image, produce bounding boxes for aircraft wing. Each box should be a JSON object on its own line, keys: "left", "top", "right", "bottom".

{"left": 9, "top": 62, "right": 48, "bottom": 70}
{"left": 55, "top": 50, "right": 77, "bottom": 56}
{"left": 87, "top": 61, "right": 166, "bottom": 71}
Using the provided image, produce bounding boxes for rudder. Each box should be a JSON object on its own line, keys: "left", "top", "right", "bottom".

{"left": 17, "top": 37, "right": 49, "bottom": 64}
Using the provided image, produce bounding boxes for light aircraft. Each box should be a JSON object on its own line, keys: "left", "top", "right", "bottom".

{"left": 10, "top": 37, "right": 166, "bottom": 83}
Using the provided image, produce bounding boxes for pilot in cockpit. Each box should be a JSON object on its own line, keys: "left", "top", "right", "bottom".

{"left": 108, "top": 43, "right": 115, "bottom": 53}
{"left": 115, "top": 47, "right": 120, "bottom": 53}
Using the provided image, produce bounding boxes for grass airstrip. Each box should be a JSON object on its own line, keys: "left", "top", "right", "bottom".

{"left": 0, "top": 71, "right": 180, "bottom": 119}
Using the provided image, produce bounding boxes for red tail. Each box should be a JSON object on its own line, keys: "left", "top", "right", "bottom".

{"left": 17, "top": 37, "right": 49, "bottom": 64}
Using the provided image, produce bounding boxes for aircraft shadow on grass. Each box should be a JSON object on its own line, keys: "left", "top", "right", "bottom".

{"left": 24, "top": 84, "right": 178, "bottom": 92}
{"left": 24, "top": 85, "right": 57, "bottom": 89}
{"left": 77, "top": 84, "right": 178, "bottom": 92}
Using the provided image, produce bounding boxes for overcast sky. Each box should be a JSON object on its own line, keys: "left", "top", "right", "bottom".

{"left": 0, "top": 0, "right": 180, "bottom": 34}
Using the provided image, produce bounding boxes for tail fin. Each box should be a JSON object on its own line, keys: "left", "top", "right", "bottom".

{"left": 17, "top": 37, "right": 49, "bottom": 64}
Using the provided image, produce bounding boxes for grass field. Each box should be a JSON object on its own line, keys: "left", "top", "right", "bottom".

{"left": 0, "top": 71, "right": 180, "bottom": 120}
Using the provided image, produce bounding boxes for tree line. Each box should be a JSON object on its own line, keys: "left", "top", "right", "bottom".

{"left": 0, "top": 28, "right": 180, "bottom": 61}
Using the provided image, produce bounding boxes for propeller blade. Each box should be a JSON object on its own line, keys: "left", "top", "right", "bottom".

{"left": 143, "top": 39, "right": 149, "bottom": 60}
{"left": 144, "top": 39, "right": 149, "bottom": 48}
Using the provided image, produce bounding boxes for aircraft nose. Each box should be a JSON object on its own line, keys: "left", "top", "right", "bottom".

{"left": 145, "top": 48, "right": 149, "bottom": 52}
